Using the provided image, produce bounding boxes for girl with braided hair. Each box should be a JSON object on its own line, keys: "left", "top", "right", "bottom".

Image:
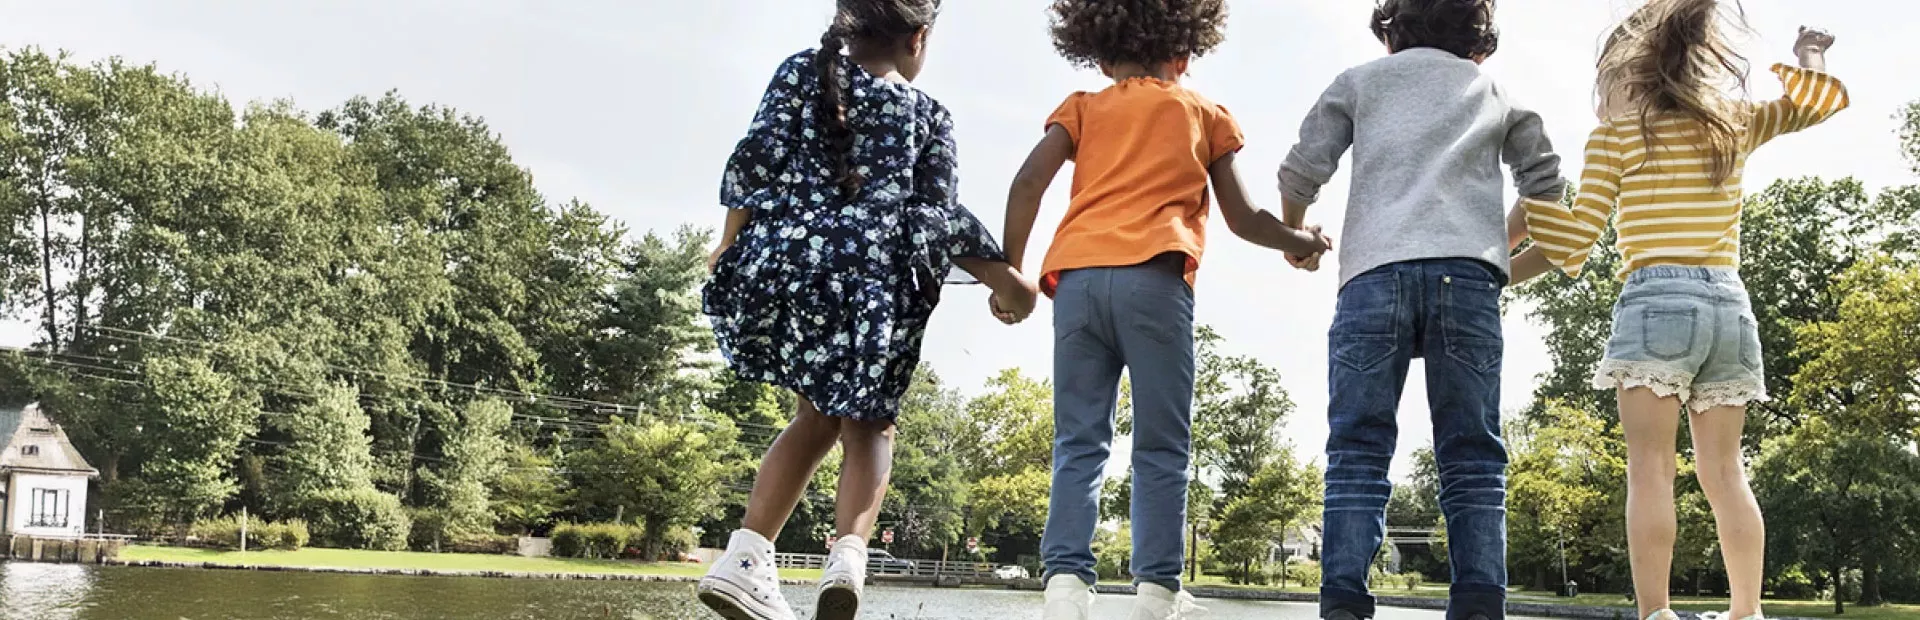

{"left": 698, "top": 2, "right": 1037, "bottom": 618}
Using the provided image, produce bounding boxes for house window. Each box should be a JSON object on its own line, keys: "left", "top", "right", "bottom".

{"left": 29, "top": 489, "right": 69, "bottom": 528}
{"left": 19, "top": 445, "right": 37, "bottom": 456}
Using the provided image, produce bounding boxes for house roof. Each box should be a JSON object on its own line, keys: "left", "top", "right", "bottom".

{"left": 0, "top": 403, "right": 99, "bottom": 476}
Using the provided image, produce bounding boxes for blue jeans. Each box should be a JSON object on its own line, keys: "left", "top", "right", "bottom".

{"left": 1321, "top": 259, "right": 1509, "bottom": 620}
{"left": 1042, "top": 254, "right": 1195, "bottom": 592}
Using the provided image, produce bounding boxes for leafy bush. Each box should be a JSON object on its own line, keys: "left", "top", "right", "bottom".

{"left": 297, "top": 488, "right": 411, "bottom": 551}
{"left": 551, "top": 523, "right": 587, "bottom": 558}
{"left": 271, "top": 519, "right": 310, "bottom": 550}
{"left": 188, "top": 515, "right": 308, "bottom": 551}
{"left": 1277, "top": 562, "right": 1321, "bottom": 589}
{"left": 550, "top": 522, "right": 646, "bottom": 559}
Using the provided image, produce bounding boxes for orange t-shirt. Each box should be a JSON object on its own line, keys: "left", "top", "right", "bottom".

{"left": 1038, "top": 78, "right": 1244, "bottom": 297}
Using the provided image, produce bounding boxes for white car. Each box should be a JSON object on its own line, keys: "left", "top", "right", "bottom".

{"left": 994, "top": 565, "right": 1030, "bottom": 580}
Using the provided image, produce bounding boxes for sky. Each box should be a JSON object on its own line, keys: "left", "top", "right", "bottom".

{"left": 1, "top": 0, "right": 1915, "bottom": 481}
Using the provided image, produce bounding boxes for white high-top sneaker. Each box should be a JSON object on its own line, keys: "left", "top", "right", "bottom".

{"left": 696, "top": 529, "right": 797, "bottom": 620}
{"left": 1130, "top": 582, "right": 1204, "bottom": 620}
{"left": 816, "top": 535, "right": 868, "bottom": 620}
{"left": 1043, "top": 574, "right": 1096, "bottom": 620}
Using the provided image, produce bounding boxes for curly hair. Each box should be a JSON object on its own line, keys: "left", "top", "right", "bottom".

{"left": 1371, "top": 0, "right": 1499, "bottom": 59}
{"left": 1599, "top": 0, "right": 1750, "bottom": 188}
{"left": 816, "top": 0, "right": 941, "bottom": 194}
{"left": 1048, "top": 0, "right": 1229, "bottom": 70}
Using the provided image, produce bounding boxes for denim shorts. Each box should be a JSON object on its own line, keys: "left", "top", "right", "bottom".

{"left": 1592, "top": 266, "right": 1768, "bottom": 411}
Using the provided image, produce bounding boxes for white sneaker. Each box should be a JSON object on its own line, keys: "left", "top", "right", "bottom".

{"left": 1698, "top": 612, "right": 1761, "bottom": 620}
{"left": 1131, "top": 582, "right": 1204, "bottom": 620}
{"left": 696, "top": 530, "right": 796, "bottom": 620}
{"left": 816, "top": 535, "right": 868, "bottom": 620}
{"left": 1646, "top": 611, "right": 1681, "bottom": 620}
{"left": 1043, "top": 574, "right": 1096, "bottom": 620}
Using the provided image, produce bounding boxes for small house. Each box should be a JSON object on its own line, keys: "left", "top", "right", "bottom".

{"left": 0, "top": 403, "right": 98, "bottom": 537}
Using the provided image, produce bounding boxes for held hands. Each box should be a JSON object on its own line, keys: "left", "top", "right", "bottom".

{"left": 1285, "top": 224, "right": 1334, "bottom": 272}
{"left": 989, "top": 276, "right": 1042, "bottom": 326}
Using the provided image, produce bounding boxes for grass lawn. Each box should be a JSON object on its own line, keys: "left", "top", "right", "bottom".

{"left": 117, "top": 545, "right": 824, "bottom": 582}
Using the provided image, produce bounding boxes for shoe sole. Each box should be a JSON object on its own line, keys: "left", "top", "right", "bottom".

{"left": 696, "top": 582, "right": 786, "bottom": 620}
{"left": 815, "top": 585, "right": 859, "bottom": 620}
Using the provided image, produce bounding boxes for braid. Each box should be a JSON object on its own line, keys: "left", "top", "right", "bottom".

{"left": 815, "top": 21, "right": 863, "bottom": 195}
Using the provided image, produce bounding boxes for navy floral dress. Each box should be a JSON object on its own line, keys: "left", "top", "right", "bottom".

{"left": 704, "top": 50, "right": 1006, "bottom": 422}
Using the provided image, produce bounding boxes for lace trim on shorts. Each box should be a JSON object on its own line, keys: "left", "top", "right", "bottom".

{"left": 1688, "top": 380, "right": 1770, "bottom": 412}
{"left": 1592, "top": 359, "right": 1695, "bottom": 402}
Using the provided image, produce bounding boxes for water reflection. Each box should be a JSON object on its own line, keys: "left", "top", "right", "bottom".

{"left": 1, "top": 562, "right": 92, "bottom": 620}
{"left": 0, "top": 563, "right": 1499, "bottom": 619}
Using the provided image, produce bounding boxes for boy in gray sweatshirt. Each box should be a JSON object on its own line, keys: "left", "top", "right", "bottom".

{"left": 1277, "top": 2, "right": 1566, "bottom": 620}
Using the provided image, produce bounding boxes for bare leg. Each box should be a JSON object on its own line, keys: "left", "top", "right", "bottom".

{"left": 741, "top": 397, "right": 844, "bottom": 539}
{"left": 834, "top": 418, "right": 897, "bottom": 539}
{"left": 1620, "top": 387, "right": 1683, "bottom": 619}
{"left": 1690, "top": 405, "right": 1764, "bottom": 619}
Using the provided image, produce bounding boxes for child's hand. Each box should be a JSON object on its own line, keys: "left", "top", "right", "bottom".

{"left": 1795, "top": 26, "right": 1836, "bottom": 56}
{"left": 1285, "top": 225, "right": 1333, "bottom": 272}
{"left": 989, "top": 276, "right": 1040, "bottom": 325}
{"left": 706, "top": 243, "right": 732, "bottom": 274}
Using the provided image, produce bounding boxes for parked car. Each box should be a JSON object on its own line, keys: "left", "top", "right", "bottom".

{"left": 866, "top": 549, "right": 915, "bottom": 573}
{"left": 993, "top": 565, "right": 1030, "bottom": 580}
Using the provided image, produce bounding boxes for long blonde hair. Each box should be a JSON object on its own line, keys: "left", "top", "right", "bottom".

{"left": 1598, "top": 0, "right": 1751, "bottom": 187}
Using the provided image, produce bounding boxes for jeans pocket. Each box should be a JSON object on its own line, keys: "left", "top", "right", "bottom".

{"left": 1333, "top": 336, "right": 1399, "bottom": 372}
{"left": 1054, "top": 272, "right": 1090, "bottom": 341}
{"left": 1333, "top": 272, "right": 1400, "bottom": 338}
{"left": 1640, "top": 306, "right": 1697, "bottom": 361}
{"left": 1127, "top": 272, "right": 1195, "bottom": 346}
{"left": 1738, "top": 314, "right": 1763, "bottom": 371}
{"left": 1441, "top": 274, "right": 1504, "bottom": 374}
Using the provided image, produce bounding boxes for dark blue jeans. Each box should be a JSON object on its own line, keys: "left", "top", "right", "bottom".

{"left": 1321, "top": 259, "right": 1509, "bottom": 620}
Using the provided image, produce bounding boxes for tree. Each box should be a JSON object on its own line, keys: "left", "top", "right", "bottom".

{"left": 415, "top": 398, "right": 512, "bottom": 546}
{"left": 490, "top": 438, "right": 569, "bottom": 535}
{"left": 264, "top": 385, "right": 376, "bottom": 512}
{"left": 1211, "top": 450, "right": 1321, "bottom": 583}
{"left": 568, "top": 416, "right": 742, "bottom": 559}
{"left": 586, "top": 227, "right": 717, "bottom": 410}
{"left": 1505, "top": 404, "right": 1621, "bottom": 591}
{"left": 1754, "top": 418, "right": 1920, "bottom": 612}
{"left": 884, "top": 367, "right": 971, "bottom": 557}
{"left": 1790, "top": 260, "right": 1920, "bottom": 441}
{"left": 959, "top": 369, "right": 1054, "bottom": 537}
{"left": 123, "top": 353, "right": 257, "bottom": 525}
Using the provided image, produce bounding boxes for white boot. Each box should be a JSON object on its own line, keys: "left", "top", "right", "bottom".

{"left": 696, "top": 529, "right": 797, "bottom": 620}
{"left": 1043, "top": 574, "right": 1096, "bottom": 620}
{"left": 815, "top": 535, "right": 868, "bottom": 620}
{"left": 1131, "top": 582, "right": 1203, "bottom": 620}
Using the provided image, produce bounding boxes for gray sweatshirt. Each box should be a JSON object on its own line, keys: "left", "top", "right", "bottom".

{"left": 1280, "top": 48, "right": 1566, "bottom": 288}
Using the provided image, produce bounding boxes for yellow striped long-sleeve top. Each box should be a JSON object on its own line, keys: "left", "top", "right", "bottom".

{"left": 1523, "top": 64, "right": 1849, "bottom": 279}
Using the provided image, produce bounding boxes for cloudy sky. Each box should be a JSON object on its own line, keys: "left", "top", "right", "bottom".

{"left": 2, "top": 0, "right": 1914, "bottom": 480}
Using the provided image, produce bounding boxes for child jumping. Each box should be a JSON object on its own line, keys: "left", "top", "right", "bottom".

{"left": 1512, "top": 1, "right": 1848, "bottom": 618}
{"left": 1001, "top": 1, "right": 1331, "bottom": 619}
{"left": 697, "top": 1, "right": 1039, "bottom": 619}
{"left": 1279, "top": 1, "right": 1568, "bottom": 619}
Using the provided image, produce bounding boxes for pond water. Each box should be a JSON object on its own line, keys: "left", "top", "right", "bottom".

{"left": 0, "top": 562, "right": 1535, "bottom": 620}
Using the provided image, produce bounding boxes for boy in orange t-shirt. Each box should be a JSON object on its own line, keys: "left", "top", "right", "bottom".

{"left": 999, "top": 2, "right": 1330, "bottom": 619}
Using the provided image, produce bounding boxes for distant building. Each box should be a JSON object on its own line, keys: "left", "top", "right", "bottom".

{"left": 0, "top": 403, "right": 98, "bottom": 537}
